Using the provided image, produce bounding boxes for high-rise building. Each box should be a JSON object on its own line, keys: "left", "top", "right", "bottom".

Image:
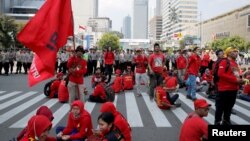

{"left": 148, "top": 16, "right": 162, "bottom": 41}
{"left": 155, "top": 0, "right": 161, "bottom": 16}
{"left": 133, "top": 0, "right": 148, "bottom": 39}
{"left": 161, "top": 0, "right": 198, "bottom": 41}
{"left": 122, "top": 15, "right": 131, "bottom": 39}
{"left": 93, "top": 0, "right": 98, "bottom": 18}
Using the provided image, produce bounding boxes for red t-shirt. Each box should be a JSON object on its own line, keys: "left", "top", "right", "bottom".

{"left": 155, "top": 86, "right": 171, "bottom": 109}
{"left": 67, "top": 56, "right": 87, "bottom": 84}
{"left": 201, "top": 54, "right": 210, "bottom": 67}
{"left": 49, "top": 80, "right": 61, "bottom": 98}
{"left": 187, "top": 54, "right": 201, "bottom": 76}
{"left": 123, "top": 74, "right": 134, "bottom": 90}
{"left": 176, "top": 55, "right": 187, "bottom": 69}
{"left": 104, "top": 52, "right": 115, "bottom": 65}
{"left": 202, "top": 73, "right": 213, "bottom": 82}
{"left": 133, "top": 55, "right": 148, "bottom": 73}
{"left": 243, "top": 84, "right": 250, "bottom": 96}
{"left": 112, "top": 76, "right": 123, "bottom": 93}
{"left": 149, "top": 53, "right": 165, "bottom": 73}
{"left": 179, "top": 112, "right": 208, "bottom": 141}
{"left": 92, "top": 83, "right": 107, "bottom": 100}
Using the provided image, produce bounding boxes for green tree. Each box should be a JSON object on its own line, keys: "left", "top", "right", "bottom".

{"left": 97, "top": 32, "right": 120, "bottom": 50}
{"left": 108, "top": 31, "right": 124, "bottom": 39}
{"left": 179, "top": 39, "right": 185, "bottom": 49}
{"left": 210, "top": 36, "right": 248, "bottom": 51}
{"left": 0, "top": 15, "right": 18, "bottom": 49}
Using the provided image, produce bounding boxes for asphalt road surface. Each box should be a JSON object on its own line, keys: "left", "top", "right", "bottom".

{"left": 0, "top": 74, "right": 250, "bottom": 141}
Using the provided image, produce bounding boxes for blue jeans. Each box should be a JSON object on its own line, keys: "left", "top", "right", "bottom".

{"left": 239, "top": 94, "right": 250, "bottom": 102}
{"left": 187, "top": 75, "right": 197, "bottom": 99}
{"left": 56, "top": 126, "right": 85, "bottom": 141}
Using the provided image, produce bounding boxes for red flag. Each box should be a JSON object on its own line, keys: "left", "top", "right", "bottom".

{"left": 17, "top": 0, "right": 73, "bottom": 86}
{"left": 79, "top": 25, "right": 86, "bottom": 30}
{"left": 28, "top": 54, "right": 54, "bottom": 87}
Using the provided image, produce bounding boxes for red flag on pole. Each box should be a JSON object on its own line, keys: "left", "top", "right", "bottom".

{"left": 28, "top": 54, "right": 54, "bottom": 87}
{"left": 17, "top": 0, "right": 73, "bottom": 86}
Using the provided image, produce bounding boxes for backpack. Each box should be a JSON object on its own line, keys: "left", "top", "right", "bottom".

{"left": 213, "top": 58, "right": 230, "bottom": 83}
{"left": 104, "top": 84, "right": 115, "bottom": 102}
{"left": 43, "top": 79, "right": 55, "bottom": 97}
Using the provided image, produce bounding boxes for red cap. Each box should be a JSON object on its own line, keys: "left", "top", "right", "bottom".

{"left": 194, "top": 99, "right": 211, "bottom": 109}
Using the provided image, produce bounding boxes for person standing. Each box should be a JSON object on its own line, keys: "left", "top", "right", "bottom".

{"left": 148, "top": 43, "right": 166, "bottom": 100}
{"left": 214, "top": 47, "right": 243, "bottom": 125}
{"left": 179, "top": 99, "right": 211, "bottom": 141}
{"left": 0, "top": 50, "right": 3, "bottom": 75}
{"left": 8, "top": 49, "right": 15, "bottom": 74}
{"left": 67, "top": 46, "right": 87, "bottom": 103}
{"left": 104, "top": 47, "right": 115, "bottom": 84}
{"left": 186, "top": 47, "right": 201, "bottom": 101}
{"left": 133, "top": 48, "right": 148, "bottom": 96}
{"left": 176, "top": 50, "right": 187, "bottom": 87}
{"left": 15, "top": 49, "right": 23, "bottom": 74}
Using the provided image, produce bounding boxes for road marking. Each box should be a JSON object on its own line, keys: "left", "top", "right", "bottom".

{"left": 85, "top": 101, "right": 96, "bottom": 114}
{"left": 0, "top": 91, "right": 22, "bottom": 101}
{"left": 0, "top": 91, "right": 6, "bottom": 94}
{"left": 142, "top": 92, "right": 172, "bottom": 127}
{"left": 125, "top": 92, "right": 143, "bottom": 127}
{"left": 0, "top": 94, "right": 45, "bottom": 124}
{"left": 178, "top": 93, "right": 214, "bottom": 124}
{"left": 196, "top": 94, "right": 250, "bottom": 125}
{"left": 113, "top": 95, "right": 118, "bottom": 107}
{"left": 0, "top": 91, "right": 37, "bottom": 110}
{"left": 10, "top": 99, "right": 58, "bottom": 128}
{"left": 52, "top": 104, "right": 71, "bottom": 127}
{"left": 236, "top": 99, "right": 250, "bottom": 108}
{"left": 171, "top": 106, "right": 188, "bottom": 123}
{"left": 233, "top": 104, "right": 250, "bottom": 117}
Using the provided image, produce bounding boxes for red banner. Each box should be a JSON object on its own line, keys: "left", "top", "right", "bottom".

{"left": 17, "top": 0, "right": 73, "bottom": 86}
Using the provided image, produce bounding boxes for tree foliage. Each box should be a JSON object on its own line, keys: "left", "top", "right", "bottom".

{"left": 210, "top": 36, "right": 248, "bottom": 51}
{"left": 108, "top": 31, "right": 124, "bottom": 39}
{"left": 97, "top": 32, "right": 120, "bottom": 50}
{"left": 0, "top": 15, "right": 19, "bottom": 49}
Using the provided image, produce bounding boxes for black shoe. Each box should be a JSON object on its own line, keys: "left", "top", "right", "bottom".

{"left": 214, "top": 121, "right": 221, "bottom": 125}
{"left": 222, "top": 120, "right": 232, "bottom": 125}
{"left": 186, "top": 95, "right": 192, "bottom": 99}
{"left": 174, "top": 103, "right": 181, "bottom": 107}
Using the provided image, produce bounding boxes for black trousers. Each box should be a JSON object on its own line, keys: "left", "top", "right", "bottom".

{"left": 215, "top": 90, "right": 237, "bottom": 124}
{"left": 0, "top": 62, "right": 3, "bottom": 74}
{"left": 149, "top": 73, "right": 163, "bottom": 98}
{"left": 16, "top": 61, "right": 22, "bottom": 73}
{"left": 105, "top": 64, "right": 113, "bottom": 83}
{"left": 9, "top": 61, "right": 14, "bottom": 73}
{"left": 91, "top": 60, "right": 97, "bottom": 74}
{"left": 166, "top": 92, "right": 179, "bottom": 105}
{"left": 3, "top": 62, "right": 9, "bottom": 75}
{"left": 88, "top": 95, "right": 106, "bottom": 103}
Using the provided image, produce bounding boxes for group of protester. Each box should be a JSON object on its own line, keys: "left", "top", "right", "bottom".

{"left": 15, "top": 42, "right": 250, "bottom": 140}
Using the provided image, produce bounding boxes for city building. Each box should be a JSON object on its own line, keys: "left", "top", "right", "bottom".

{"left": 87, "top": 17, "right": 112, "bottom": 32}
{"left": 161, "top": 0, "right": 198, "bottom": 47}
{"left": 133, "top": 0, "right": 148, "bottom": 39}
{"left": 199, "top": 5, "right": 250, "bottom": 46}
{"left": 155, "top": 0, "right": 161, "bottom": 16}
{"left": 122, "top": 15, "right": 132, "bottom": 39}
{"left": 93, "top": 0, "right": 98, "bottom": 18}
{"left": 148, "top": 16, "right": 162, "bottom": 41}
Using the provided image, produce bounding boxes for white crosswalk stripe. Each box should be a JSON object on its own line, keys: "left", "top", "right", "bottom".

{"left": 0, "top": 90, "right": 249, "bottom": 129}
{"left": 0, "top": 91, "right": 22, "bottom": 101}
{"left": 125, "top": 92, "right": 144, "bottom": 127}
{"left": 0, "top": 91, "right": 37, "bottom": 110}
{"left": 196, "top": 93, "right": 250, "bottom": 125}
{"left": 236, "top": 99, "right": 250, "bottom": 108}
{"left": 0, "top": 94, "right": 45, "bottom": 124}
{"left": 10, "top": 99, "right": 58, "bottom": 128}
{"left": 142, "top": 92, "right": 172, "bottom": 127}
{"left": 0, "top": 91, "right": 6, "bottom": 94}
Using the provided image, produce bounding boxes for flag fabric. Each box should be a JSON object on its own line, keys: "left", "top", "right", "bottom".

{"left": 28, "top": 54, "right": 54, "bottom": 87}
{"left": 79, "top": 25, "right": 86, "bottom": 30}
{"left": 17, "top": 0, "right": 73, "bottom": 86}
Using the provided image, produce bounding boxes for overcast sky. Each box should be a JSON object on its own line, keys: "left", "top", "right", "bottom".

{"left": 99, "top": 0, "right": 250, "bottom": 31}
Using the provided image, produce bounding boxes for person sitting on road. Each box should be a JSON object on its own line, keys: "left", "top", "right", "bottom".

{"left": 20, "top": 115, "right": 55, "bottom": 141}
{"left": 122, "top": 66, "right": 134, "bottom": 90}
{"left": 93, "top": 112, "right": 125, "bottom": 141}
{"left": 49, "top": 72, "right": 64, "bottom": 98}
{"left": 164, "top": 71, "right": 179, "bottom": 93}
{"left": 88, "top": 75, "right": 108, "bottom": 103}
{"left": 91, "top": 67, "right": 102, "bottom": 88}
{"left": 100, "top": 102, "right": 131, "bottom": 141}
{"left": 155, "top": 80, "right": 181, "bottom": 110}
{"left": 56, "top": 100, "right": 93, "bottom": 141}
{"left": 179, "top": 99, "right": 211, "bottom": 141}
{"left": 111, "top": 69, "right": 124, "bottom": 93}
{"left": 58, "top": 78, "right": 70, "bottom": 103}
{"left": 238, "top": 75, "right": 250, "bottom": 102}
{"left": 17, "top": 106, "right": 55, "bottom": 141}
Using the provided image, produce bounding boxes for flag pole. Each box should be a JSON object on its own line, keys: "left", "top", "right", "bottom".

{"left": 70, "top": 0, "right": 76, "bottom": 51}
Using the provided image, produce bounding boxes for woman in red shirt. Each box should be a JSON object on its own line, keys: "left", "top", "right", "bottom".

{"left": 89, "top": 75, "right": 108, "bottom": 103}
